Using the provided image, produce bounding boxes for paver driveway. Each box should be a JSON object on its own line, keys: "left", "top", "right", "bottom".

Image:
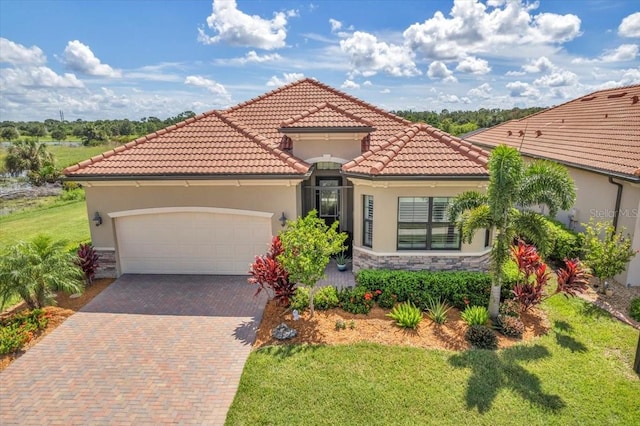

{"left": 0, "top": 274, "right": 267, "bottom": 425}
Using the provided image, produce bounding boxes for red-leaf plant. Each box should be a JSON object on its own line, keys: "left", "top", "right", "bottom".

{"left": 248, "top": 236, "right": 296, "bottom": 306}
{"left": 77, "top": 243, "right": 100, "bottom": 285}
{"left": 510, "top": 240, "right": 590, "bottom": 312}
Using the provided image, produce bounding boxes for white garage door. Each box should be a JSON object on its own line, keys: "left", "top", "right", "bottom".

{"left": 113, "top": 208, "right": 272, "bottom": 275}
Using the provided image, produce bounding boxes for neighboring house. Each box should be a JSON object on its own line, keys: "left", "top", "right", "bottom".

{"left": 465, "top": 84, "right": 640, "bottom": 286}
{"left": 64, "top": 78, "right": 491, "bottom": 278}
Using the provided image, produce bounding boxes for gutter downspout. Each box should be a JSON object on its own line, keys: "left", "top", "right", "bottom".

{"left": 609, "top": 176, "right": 623, "bottom": 231}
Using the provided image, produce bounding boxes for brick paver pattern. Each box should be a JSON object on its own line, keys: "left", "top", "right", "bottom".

{"left": 0, "top": 275, "right": 267, "bottom": 425}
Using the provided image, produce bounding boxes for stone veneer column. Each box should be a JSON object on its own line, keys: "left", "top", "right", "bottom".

{"left": 352, "top": 248, "right": 490, "bottom": 273}
{"left": 95, "top": 249, "right": 117, "bottom": 278}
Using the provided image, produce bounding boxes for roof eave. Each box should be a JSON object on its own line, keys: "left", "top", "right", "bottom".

{"left": 279, "top": 126, "right": 375, "bottom": 134}
{"left": 341, "top": 172, "right": 489, "bottom": 181}
{"left": 64, "top": 172, "right": 311, "bottom": 181}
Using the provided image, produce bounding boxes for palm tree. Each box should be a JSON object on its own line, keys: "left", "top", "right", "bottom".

{"left": 0, "top": 235, "right": 84, "bottom": 309}
{"left": 449, "top": 145, "right": 576, "bottom": 319}
{"left": 4, "top": 140, "right": 54, "bottom": 176}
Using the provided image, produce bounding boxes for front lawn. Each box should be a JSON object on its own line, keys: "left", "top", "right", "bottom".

{"left": 227, "top": 295, "right": 640, "bottom": 425}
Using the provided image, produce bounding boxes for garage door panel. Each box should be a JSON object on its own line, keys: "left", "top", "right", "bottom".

{"left": 116, "top": 210, "right": 271, "bottom": 275}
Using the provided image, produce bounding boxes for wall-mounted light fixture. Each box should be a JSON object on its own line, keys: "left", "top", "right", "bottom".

{"left": 92, "top": 211, "right": 103, "bottom": 227}
{"left": 279, "top": 212, "right": 287, "bottom": 227}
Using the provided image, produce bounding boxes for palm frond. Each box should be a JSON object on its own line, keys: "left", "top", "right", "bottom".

{"left": 459, "top": 205, "right": 492, "bottom": 244}
{"left": 448, "top": 191, "right": 488, "bottom": 223}
{"left": 487, "top": 146, "right": 524, "bottom": 219}
{"left": 512, "top": 210, "right": 550, "bottom": 255}
{"left": 519, "top": 160, "right": 576, "bottom": 216}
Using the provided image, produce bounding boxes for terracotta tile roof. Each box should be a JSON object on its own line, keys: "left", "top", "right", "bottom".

{"left": 343, "top": 124, "right": 489, "bottom": 177}
{"left": 64, "top": 111, "right": 310, "bottom": 176}
{"left": 465, "top": 85, "right": 640, "bottom": 179}
{"left": 280, "top": 102, "right": 374, "bottom": 129}
{"left": 224, "top": 78, "right": 410, "bottom": 147}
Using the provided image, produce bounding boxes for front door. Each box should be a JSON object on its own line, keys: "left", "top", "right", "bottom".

{"left": 316, "top": 177, "right": 341, "bottom": 226}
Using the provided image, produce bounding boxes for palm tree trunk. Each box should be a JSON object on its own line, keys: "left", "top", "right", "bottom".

{"left": 489, "top": 284, "right": 501, "bottom": 319}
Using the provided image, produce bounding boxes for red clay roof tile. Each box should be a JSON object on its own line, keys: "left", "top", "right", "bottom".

{"left": 465, "top": 84, "right": 640, "bottom": 178}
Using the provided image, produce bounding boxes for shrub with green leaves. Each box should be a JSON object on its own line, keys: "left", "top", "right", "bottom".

{"left": 497, "top": 314, "right": 524, "bottom": 338}
{"left": 425, "top": 297, "right": 452, "bottom": 325}
{"left": 465, "top": 325, "right": 498, "bottom": 350}
{"left": 461, "top": 305, "right": 489, "bottom": 326}
{"left": 290, "top": 287, "right": 310, "bottom": 311}
{"left": 377, "top": 289, "right": 397, "bottom": 309}
{"left": 386, "top": 301, "right": 422, "bottom": 329}
{"left": 630, "top": 297, "right": 640, "bottom": 322}
{"left": 499, "top": 299, "right": 521, "bottom": 318}
{"left": 314, "top": 286, "right": 340, "bottom": 311}
{"left": 338, "top": 286, "right": 375, "bottom": 315}
{"left": 539, "top": 216, "right": 583, "bottom": 263}
{"left": 0, "top": 309, "right": 48, "bottom": 355}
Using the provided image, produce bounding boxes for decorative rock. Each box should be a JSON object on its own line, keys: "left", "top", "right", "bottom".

{"left": 272, "top": 323, "right": 298, "bottom": 340}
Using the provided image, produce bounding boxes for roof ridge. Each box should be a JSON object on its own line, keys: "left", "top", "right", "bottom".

{"left": 214, "top": 111, "right": 310, "bottom": 173}
{"left": 224, "top": 78, "right": 316, "bottom": 114}
{"left": 62, "top": 111, "right": 219, "bottom": 174}
{"left": 306, "top": 79, "right": 413, "bottom": 126}
{"left": 280, "top": 101, "right": 375, "bottom": 128}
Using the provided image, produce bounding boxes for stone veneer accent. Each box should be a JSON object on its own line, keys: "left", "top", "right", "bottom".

{"left": 95, "top": 249, "right": 117, "bottom": 278}
{"left": 353, "top": 248, "right": 490, "bottom": 273}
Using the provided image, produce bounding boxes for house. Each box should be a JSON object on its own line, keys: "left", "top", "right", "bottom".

{"left": 465, "top": 84, "right": 640, "bottom": 286}
{"left": 64, "top": 78, "right": 491, "bottom": 278}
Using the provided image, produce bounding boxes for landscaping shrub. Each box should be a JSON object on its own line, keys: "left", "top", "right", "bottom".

{"left": 59, "top": 188, "right": 85, "bottom": 202}
{"left": 497, "top": 314, "right": 524, "bottom": 338}
{"left": 630, "top": 297, "right": 640, "bottom": 322}
{"left": 377, "top": 289, "right": 397, "bottom": 309}
{"left": 338, "top": 286, "right": 375, "bottom": 315}
{"left": 0, "top": 309, "right": 48, "bottom": 355}
{"left": 425, "top": 297, "right": 451, "bottom": 325}
{"left": 248, "top": 236, "right": 295, "bottom": 306}
{"left": 386, "top": 301, "right": 422, "bottom": 329}
{"left": 461, "top": 305, "right": 489, "bottom": 326}
{"left": 539, "top": 217, "right": 583, "bottom": 263}
{"left": 290, "top": 287, "right": 309, "bottom": 311}
{"left": 77, "top": 243, "right": 100, "bottom": 285}
{"left": 499, "top": 299, "right": 521, "bottom": 318}
{"left": 314, "top": 286, "right": 340, "bottom": 311}
{"left": 465, "top": 325, "right": 498, "bottom": 350}
{"left": 356, "top": 269, "right": 491, "bottom": 309}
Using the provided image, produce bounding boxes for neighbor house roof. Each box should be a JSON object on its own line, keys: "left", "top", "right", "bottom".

{"left": 343, "top": 124, "right": 488, "bottom": 177}
{"left": 64, "top": 78, "right": 489, "bottom": 179}
{"left": 464, "top": 85, "right": 640, "bottom": 179}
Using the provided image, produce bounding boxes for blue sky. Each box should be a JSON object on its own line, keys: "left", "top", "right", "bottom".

{"left": 1, "top": 0, "right": 638, "bottom": 121}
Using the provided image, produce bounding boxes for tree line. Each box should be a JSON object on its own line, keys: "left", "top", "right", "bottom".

{"left": 0, "top": 106, "right": 547, "bottom": 144}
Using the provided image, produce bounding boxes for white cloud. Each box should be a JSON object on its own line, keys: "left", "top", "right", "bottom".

{"left": 363, "top": 80, "right": 372, "bottom": 86}
{"left": 0, "top": 66, "right": 84, "bottom": 89}
{"left": 506, "top": 70, "right": 526, "bottom": 76}
{"left": 403, "top": 0, "right": 581, "bottom": 61}
{"left": 63, "top": 40, "right": 121, "bottom": 77}
{"left": 266, "top": 72, "right": 304, "bottom": 87}
{"left": 427, "top": 61, "right": 457, "bottom": 82}
{"left": 522, "top": 56, "right": 555, "bottom": 73}
{"left": 341, "top": 79, "right": 359, "bottom": 89}
{"left": 456, "top": 55, "right": 491, "bottom": 74}
{"left": 380, "top": 88, "right": 390, "bottom": 94}
{"left": 198, "top": 0, "right": 294, "bottom": 50}
{"left": 242, "top": 50, "right": 282, "bottom": 63}
{"left": 0, "top": 38, "right": 46, "bottom": 65}
{"left": 184, "top": 75, "right": 231, "bottom": 102}
{"left": 572, "top": 43, "right": 639, "bottom": 64}
{"left": 533, "top": 70, "right": 578, "bottom": 87}
{"left": 339, "top": 31, "right": 419, "bottom": 77}
{"left": 506, "top": 81, "right": 540, "bottom": 98}
{"left": 619, "top": 12, "right": 640, "bottom": 38}
{"left": 600, "top": 44, "right": 638, "bottom": 62}
{"left": 329, "top": 18, "right": 342, "bottom": 32}
{"left": 467, "top": 83, "right": 492, "bottom": 98}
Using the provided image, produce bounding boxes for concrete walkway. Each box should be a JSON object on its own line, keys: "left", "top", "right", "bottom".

{"left": 0, "top": 275, "right": 267, "bottom": 425}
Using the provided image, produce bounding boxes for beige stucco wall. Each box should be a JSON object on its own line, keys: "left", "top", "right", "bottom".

{"left": 531, "top": 163, "right": 640, "bottom": 286}
{"left": 81, "top": 179, "right": 302, "bottom": 249}
{"left": 350, "top": 178, "right": 490, "bottom": 255}
{"left": 290, "top": 132, "right": 366, "bottom": 164}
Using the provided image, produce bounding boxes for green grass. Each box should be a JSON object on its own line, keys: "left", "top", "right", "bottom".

{"left": 0, "top": 199, "right": 89, "bottom": 249}
{"left": 227, "top": 296, "right": 640, "bottom": 425}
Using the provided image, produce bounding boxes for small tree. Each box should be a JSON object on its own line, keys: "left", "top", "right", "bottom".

{"left": 0, "top": 235, "right": 84, "bottom": 309}
{"left": 278, "top": 210, "right": 347, "bottom": 316}
{"left": 248, "top": 236, "right": 295, "bottom": 306}
{"left": 0, "top": 126, "right": 19, "bottom": 141}
{"left": 581, "top": 219, "right": 637, "bottom": 293}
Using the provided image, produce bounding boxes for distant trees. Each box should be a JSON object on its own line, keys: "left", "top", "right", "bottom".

{"left": 4, "top": 140, "right": 54, "bottom": 177}
{"left": 0, "top": 126, "right": 19, "bottom": 141}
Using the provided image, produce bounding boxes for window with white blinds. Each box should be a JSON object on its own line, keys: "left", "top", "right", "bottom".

{"left": 363, "top": 195, "right": 374, "bottom": 248}
{"left": 397, "top": 197, "right": 460, "bottom": 250}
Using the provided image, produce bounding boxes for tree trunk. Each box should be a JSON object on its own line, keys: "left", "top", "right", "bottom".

{"left": 309, "top": 286, "right": 316, "bottom": 318}
{"left": 488, "top": 284, "right": 501, "bottom": 320}
{"left": 634, "top": 331, "right": 640, "bottom": 375}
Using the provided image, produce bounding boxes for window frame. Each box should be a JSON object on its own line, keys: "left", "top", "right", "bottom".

{"left": 363, "top": 195, "right": 374, "bottom": 248}
{"left": 396, "top": 197, "right": 461, "bottom": 251}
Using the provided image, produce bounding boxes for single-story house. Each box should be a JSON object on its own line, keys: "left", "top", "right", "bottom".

{"left": 64, "top": 78, "right": 491, "bottom": 278}
{"left": 465, "top": 84, "right": 640, "bottom": 286}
